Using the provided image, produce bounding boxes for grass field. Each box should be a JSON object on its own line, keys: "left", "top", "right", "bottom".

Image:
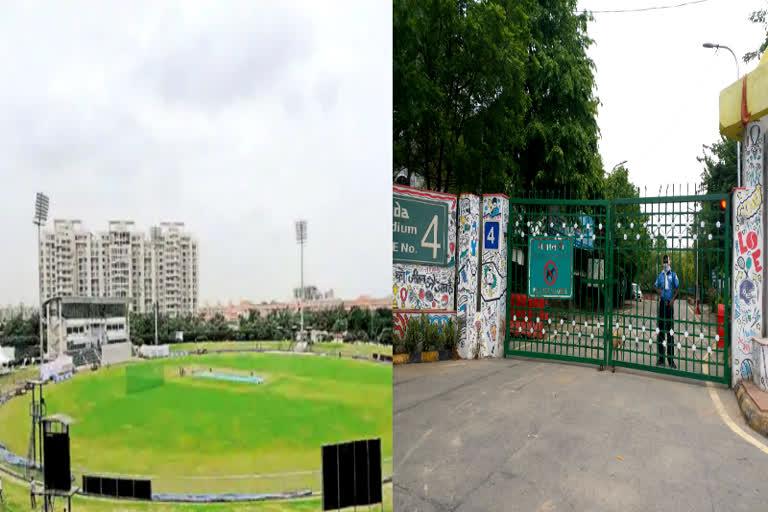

{"left": 169, "top": 341, "right": 393, "bottom": 359}
{"left": 0, "top": 475, "right": 393, "bottom": 512}
{"left": 0, "top": 366, "right": 38, "bottom": 395}
{"left": 0, "top": 352, "right": 392, "bottom": 496}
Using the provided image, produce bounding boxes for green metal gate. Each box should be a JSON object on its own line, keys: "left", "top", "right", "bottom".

{"left": 504, "top": 194, "right": 731, "bottom": 385}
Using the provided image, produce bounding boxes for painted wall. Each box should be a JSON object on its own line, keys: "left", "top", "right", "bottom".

{"left": 392, "top": 185, "right": 457, "bottom": 317}
{"left": 735, "top": 118, "right": 768, "bottom": 390}
{"left": 456, "top": 194, "right": 480, "bottom": 358}
{"left": 742, "top": 119, "right": 766, "bottom": 188}
{"left": 479, "top": 195, "right": 509, "bottom": 358}
{"left": 754, "top": 338, "right": 768, "bottom": 391}
{"left": 392, "top": 265, "right": 455, "bottom": 310}
{"left": 393, "top": 310, "right": 457, "bottom": 340}
{"left": 732, "top": 186, "right": 764, "bottom": 388}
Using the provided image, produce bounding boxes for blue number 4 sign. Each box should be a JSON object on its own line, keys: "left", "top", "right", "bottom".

{"left": 484, "top": 221, "right": 500, "bottom": 250}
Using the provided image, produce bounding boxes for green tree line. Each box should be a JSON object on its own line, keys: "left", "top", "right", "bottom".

{"left": 130, "top": 306, "right": 394, "bottom": 345}
{"left": 0, "top": 307, "right": 394, "bottom": 349}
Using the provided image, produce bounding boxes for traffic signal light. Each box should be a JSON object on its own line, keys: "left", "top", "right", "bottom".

{"left": 719, "top": 199, "right": 727, "bottom": 210}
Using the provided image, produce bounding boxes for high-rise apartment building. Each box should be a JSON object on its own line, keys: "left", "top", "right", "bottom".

{"left": 39, "top": 220, "right": 199, "bottom": 315}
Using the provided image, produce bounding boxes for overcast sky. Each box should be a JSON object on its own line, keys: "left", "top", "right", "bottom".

{"left": 0, "top": 2, "right": 391, "bottom": 307}
{"left": 578, "top": 0, "right": 766, "bottom": 193}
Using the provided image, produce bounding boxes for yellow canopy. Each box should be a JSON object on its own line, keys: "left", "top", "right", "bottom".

{"left": 719, "top": 51, "right": 768, "bottom": 140}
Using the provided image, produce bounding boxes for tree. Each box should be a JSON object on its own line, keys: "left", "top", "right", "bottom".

{"left": 516, "top": 0, "right": 603, "bottom": 198}
{"left": 698, "top": 136, "right": 738, "bottom": 195}
{"left": 743, "top": 4, "right": 768, "bottom": 64}
{"left": 696, "top": 136, "right": 734, "bottom": 299}
{"left": 347, "top": 307, "right": 370, "bottom": 334}
{"left": 394, "top": 0, "right": 531, "bottom": 193}
{"left": 394, "top": 0, "right": 603, "bottom": 197}
{"left": 604, "top": 165, "right": 652, "bottom": 298}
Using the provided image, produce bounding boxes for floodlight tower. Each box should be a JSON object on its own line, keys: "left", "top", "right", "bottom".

{"left": 33, "top": 193, "right": 49, "bottom": 367}
{"left": 295, "top": 220, "right": 307, "bottom": 342}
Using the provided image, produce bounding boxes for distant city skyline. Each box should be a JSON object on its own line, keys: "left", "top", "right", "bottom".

{"left": 39, "top": 218, "right": 198, "bottom": 316}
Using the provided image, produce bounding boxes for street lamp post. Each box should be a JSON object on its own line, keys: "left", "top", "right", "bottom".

{"left": 612, "top": 160, "right": 628, "bottom": 172}
{"left": 295, "top": 220, "right": 307, "bottom": 343}
{"left": 703, "top": 42, "right": 741, "bottom": 187}
{"left": 33, "top": 193, "right": 49, "bottom": 371}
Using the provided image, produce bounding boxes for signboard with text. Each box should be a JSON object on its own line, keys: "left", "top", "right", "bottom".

{"left": 528, "top": 237, "right": 573, "bottom": 299}
{"left": 393, "top": 193, "right": 449, "bottom": 266}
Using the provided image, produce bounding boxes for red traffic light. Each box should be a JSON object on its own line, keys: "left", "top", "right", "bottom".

{"left": 720, "top": 199, "right": 727, "bottom": 210}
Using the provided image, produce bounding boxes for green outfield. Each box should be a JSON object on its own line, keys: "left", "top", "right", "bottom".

{"left": 0, "top": 352, "right": 392, "bottom": 497}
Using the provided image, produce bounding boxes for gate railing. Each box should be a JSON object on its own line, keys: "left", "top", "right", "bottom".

{"left": 505, "top": 198, "right": 610, "bottom": 368}
{"left": 504, "top": 194, "right": 731, "bottom": 385}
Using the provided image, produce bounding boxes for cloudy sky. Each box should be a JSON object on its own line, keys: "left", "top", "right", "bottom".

{"left": 0, "top": 2, "right": 391, "bottom": 306}
{"left": 577, "top": 0, "right": 766, "bottom": 193}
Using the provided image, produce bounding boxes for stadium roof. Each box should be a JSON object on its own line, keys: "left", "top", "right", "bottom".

{"left": 42, "top": 296, "right": 128, "bottom": 308}
{"left": 42, "top": 413, "right": 74, "bottom": 425}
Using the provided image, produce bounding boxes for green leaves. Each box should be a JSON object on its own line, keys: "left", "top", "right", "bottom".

{"left": 394, "top": 0, "right": 602, "bottom": 197}
{"left": 743, "top": 5, "right": 767, "bottom": 64}
{"left": 394, "top": 0, "right": 531, "bottom": 194}
{"left": 698, "top": 136, "right": 737, "bottom": 195}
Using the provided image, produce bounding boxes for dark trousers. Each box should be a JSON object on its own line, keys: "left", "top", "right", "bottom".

{"left": 657, "top": 300, "right": 675, "bottom": 362}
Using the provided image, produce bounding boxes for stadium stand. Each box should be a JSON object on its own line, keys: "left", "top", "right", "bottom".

{"left": 69, "top": 347, "right": 101, "bottom": 369}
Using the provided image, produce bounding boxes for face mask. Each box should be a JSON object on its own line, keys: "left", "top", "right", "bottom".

{"left": 663, "top": 264, "right": 670, "bottom": 272}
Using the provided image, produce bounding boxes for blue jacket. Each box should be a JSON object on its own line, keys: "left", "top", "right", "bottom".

{"left": 655, "top": 270, "right": 679, "bottom": 302}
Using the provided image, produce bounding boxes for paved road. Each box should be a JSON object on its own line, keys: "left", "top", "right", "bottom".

{"left": 394, "top": 358, "right": 767, "bottom": 511}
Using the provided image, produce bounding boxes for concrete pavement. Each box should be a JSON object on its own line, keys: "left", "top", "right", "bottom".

{"left": 394, "top": 358, "right": 768, "bottom": 511}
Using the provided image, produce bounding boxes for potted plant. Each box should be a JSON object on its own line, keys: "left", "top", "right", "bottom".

{"left": 422, "top": 320, "right": 440, "bottom": 362}
{"left": 404, "top": 315, "right": 422, "bottom": 363}
{"left": 439, "top": 318, "right": 457, "bottom": 360}
{"left": 393, "top": 332, "right": 409, "bottom": 364}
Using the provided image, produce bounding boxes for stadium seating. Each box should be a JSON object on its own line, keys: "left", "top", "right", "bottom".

{"left": 69, "top": 347, "right": 102, "bottom": 368}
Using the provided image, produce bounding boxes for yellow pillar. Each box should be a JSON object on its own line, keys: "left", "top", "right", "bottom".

{"left": 722, "top": 51, "right": 768, "bottom": 389}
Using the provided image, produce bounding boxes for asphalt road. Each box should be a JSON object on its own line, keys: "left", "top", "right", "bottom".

{"left": 394, "top": 358, "right": 767, "bottom": 512}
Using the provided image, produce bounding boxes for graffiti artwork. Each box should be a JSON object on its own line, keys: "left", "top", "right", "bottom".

{"left": 736, "top": 186, "right": 762, "bottom": 224}
{"left": 741, "top": 359, "right": 754, "bottom": 380}
{"left": 480, "top": 194, "right": 509, "bottom": 358}
{"left": 733, "top": 186, "right": 764, "bottom": 388}
{"left": 392, "top": 184, "right": 457, "bottom": 313}
{"left": 754, "top": 340, "right": 768, "bottom": 391}
{"left": 392, "top": 265, "right": 454, "bottom": 310}
{"left": 456, "top": 194, "right": 480, "bottom": 359}
{"left": 743, "top": 120, "right": 765, "bottom": 188}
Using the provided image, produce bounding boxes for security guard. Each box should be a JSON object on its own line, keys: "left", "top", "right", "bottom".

{"left": 654, "top": 254, "right": 679, "bottom": 368}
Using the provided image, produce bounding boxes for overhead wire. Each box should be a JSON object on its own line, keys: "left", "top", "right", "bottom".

{"left": 581, "top": 0, "right": 712, "bottom": 14}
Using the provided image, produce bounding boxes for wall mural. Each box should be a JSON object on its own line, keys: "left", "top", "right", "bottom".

{"left": 480, "top": 195, "right": 509, "bottom": 358}
{"left": 392, "top": 185, "right": 457, "bottom": 320}
{"left": 456, "top": 194, "right": 480, "bottom": 359}
{"left": 754, "top": 339, "right": 768, "bottom": 390}
{"left": 733, "top": 186, "right": 764, "bottom": 388}
{"left": 392, "top": 265, "right": 455, "bottom": 310}
{"left": 393, "top": 310, "right": 457, "bottom": 340}
{"left": 743, "top": 120, "right": 766, "bottom": 188}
